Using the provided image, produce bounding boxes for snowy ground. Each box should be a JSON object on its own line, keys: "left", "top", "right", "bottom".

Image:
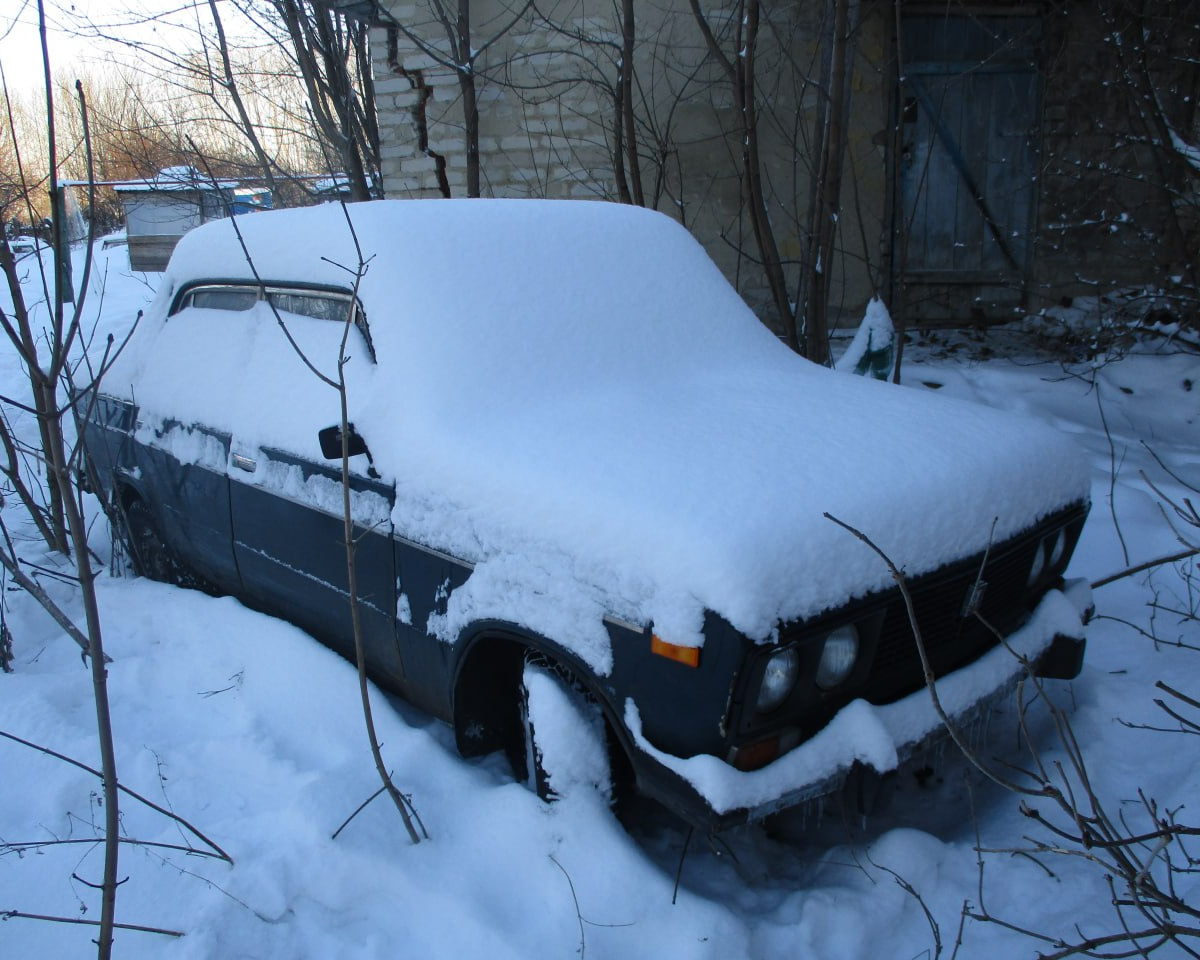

{"left": 2, "top": 239, "right": 1198, "bottom": 959}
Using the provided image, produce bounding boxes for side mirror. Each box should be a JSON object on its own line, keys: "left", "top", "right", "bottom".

{"left": 318, "top": 423, "right": 369, "bottom": 460}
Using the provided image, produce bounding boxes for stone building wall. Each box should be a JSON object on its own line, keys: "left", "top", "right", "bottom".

{"left": 370, "top": 0, "right": 892, "bottom": 338}
{"left": 368, "top": 0, "right": 1197, "bottom": 333}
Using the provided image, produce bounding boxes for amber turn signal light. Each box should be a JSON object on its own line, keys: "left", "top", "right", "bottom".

{"left": 650, "top": 634, "right": 700, "bottom": 668}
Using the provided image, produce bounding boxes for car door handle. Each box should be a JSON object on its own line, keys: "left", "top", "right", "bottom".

{"left": 231, "top": 453, "right": 257, "bottom": 473}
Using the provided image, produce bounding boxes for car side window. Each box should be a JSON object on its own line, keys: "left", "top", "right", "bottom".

{"left": 182, "top": 288, "right": 258, "bottom": 312}
{"left": 170, "top": 283, "right": 375, "bottom": 361}
{"left": 267, "top": 291, "right": 351, "bottom": 325}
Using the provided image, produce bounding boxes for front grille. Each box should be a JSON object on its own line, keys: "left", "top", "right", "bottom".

{"left": 732, "top": 503, "right": 1087, "bottom": 744}
{"left": 866, "top": 535, "right": 1040, "bottom": 704}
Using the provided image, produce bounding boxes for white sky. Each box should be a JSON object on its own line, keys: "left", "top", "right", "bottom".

{"left": 0, "top": 0, "right": 256, "bottom": 96}
{"left": 2, "top": 1, "right": 131, "bottom": 92}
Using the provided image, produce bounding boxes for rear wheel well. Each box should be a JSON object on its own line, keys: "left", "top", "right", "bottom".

{"left": 111, "top": 484, "right": 202, "bottom": 589}
{"left": 114, "top": 481, "right": 142, "bottom": 514}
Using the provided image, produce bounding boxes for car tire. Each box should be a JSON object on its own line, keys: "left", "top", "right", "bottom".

{"left": 515, "top": 659, "right": 612, "bottom": 805}
{"left": 123, "top": 499, "right": 184, "bottom": 585}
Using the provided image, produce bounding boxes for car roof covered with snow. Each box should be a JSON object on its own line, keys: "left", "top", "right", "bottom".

{"left": 107, "top": 199, "right": 1090, "bottom": 668}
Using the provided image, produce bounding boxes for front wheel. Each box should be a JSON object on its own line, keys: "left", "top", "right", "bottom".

{"left": 515, "top": 660, "right": 612, "bottom": 804}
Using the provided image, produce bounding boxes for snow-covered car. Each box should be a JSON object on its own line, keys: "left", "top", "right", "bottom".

{"left": 81, "top": 200, "right": 1090, "bottom": 829}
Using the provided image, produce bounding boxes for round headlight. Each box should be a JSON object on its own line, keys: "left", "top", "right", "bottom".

{"left": 1047, "top": 529, "right": 1067, "bottom": 571}
{"left": 756, "top": 647, "right": 800, "bottom": 713}
{"left": 815, "top": 624, "right": 860, "bottom": 690}
{"left": 1026, "top": 540, "right": 1047, "bottom": 586}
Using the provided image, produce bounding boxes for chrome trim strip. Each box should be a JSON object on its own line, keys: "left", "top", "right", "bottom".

{"left": 603, "top": 614, "right": 647, "bottom": 634}
{"left": 393, "top": 534, "right": 475, "bottom": 571}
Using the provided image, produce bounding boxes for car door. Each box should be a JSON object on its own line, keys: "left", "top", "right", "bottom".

{"left": 221, "top": 286, "right": 405, "bottom": 684}
{"left": 132, "top": 417, "right": 238, "bottom": 590}
{"left": 90, "top": 284, "right": 259, "bottom": 592}
{"left": 228, "top": 443, "right": 404, "bottom": 685}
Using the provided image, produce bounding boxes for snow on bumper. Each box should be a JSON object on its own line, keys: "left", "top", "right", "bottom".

{"left": 625, "top": 585, "right": 1089, "bottom": 822}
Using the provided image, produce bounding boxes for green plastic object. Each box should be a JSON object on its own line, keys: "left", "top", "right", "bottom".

{"left": 853, "top": 329, "right": 894, "bottom": 381}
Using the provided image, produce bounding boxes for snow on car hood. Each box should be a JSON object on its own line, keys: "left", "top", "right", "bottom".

{"left": 109, "top": 200, "right": 1090, "bottom": 671}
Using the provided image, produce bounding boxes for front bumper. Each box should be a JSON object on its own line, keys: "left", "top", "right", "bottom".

{"left": 624, "top": 583, "right": 1090, "bottom": 831}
